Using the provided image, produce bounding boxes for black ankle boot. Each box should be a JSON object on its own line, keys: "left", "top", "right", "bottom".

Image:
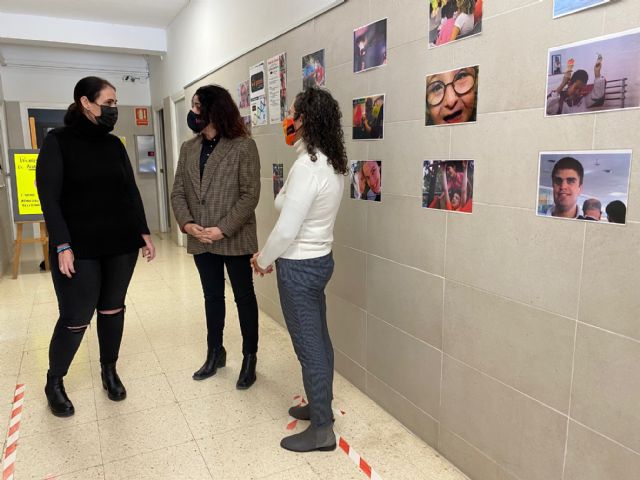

{"left": 193, "top": 346, "right": 226, "bottom": 381}
{"left": 236, "top": 354, "right": 257, "bottom": 390}
{"left": 101, "top": 362, "right": 127, "bottom": 401}
{"left": 45, "top": 373, "right": 75, "bottom": 417}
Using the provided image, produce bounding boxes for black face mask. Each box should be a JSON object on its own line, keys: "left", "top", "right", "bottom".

{"left": 187, "top": 110, "right": 205, "bottom": 133}
{"left": 96, "top": 105, "right": 118, "bottom": 129}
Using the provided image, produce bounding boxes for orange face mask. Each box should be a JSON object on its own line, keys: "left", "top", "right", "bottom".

{"left": 282, "top": 117, "right": 297, "bottom": 146}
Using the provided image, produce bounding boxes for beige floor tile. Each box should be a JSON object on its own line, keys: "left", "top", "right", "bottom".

{"left": 90, "top": 351, "right": 162, "bottom": 384}
{"left": 164, "top": 366, "right": 237, "bottom": 403}
{"left": 18, "top": 361, "right": 95, "bottom": 394}
{"left": 180, "top": 388, "right": 270, "bottom": 439}
{"left": 87, "top": 324, "right": 154, "bottom": 362}
{"left": 258, "top": 463, "right": 322, "bottom": 479}
{"left": 145, "top": 323, "right": 207, "bottom": 351}
{"left": 196, "top": 419, "right": 307, "bottom": 479}
{"left": 98, "top": 403, "right": 193, "bottom": 463}
{"left": 103, "top": 441, "right": 212, "bottom": 480}
{"left": 21, "top": 343, "right": 90, "bottom": 373}
{"left": 53, "top": 466, "right": 105, "bottom": 479}
{"left": 94, "top": 373, "right": 177, "bottom": 420}
{"left": 20, "top": 387, "right": 97, "bottom": 437}
{"left": 154, "top": 343, "right": 208, "bottom": 374}
{"left": 14, "top": 421, "right": 102, "bottom": 480}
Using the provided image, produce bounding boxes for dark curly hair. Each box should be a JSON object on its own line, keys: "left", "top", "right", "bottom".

{"left": 195, "top": 84, "right": 248, "bottom": 139}
{"left": 293, "top": 87, "right": 348, "bottom": 174}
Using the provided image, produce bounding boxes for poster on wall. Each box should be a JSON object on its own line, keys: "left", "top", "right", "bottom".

{"left": 251, "top": 96, "right": 267, "bottom": 126}
{"left": 250, "top": 61, "right": 265, "bottom": 99}
{"left": 268, "top": 52, "right": 287, "bottom": 124}
{"left": 352, "top": 94, "right": 385, "bottom": 139}
{"left": 237, "top": 80, "right": 250, "bottom": 109}
{"left": 553, "top": 0, "right": 610, "bottom": 19}
{"left": 426, "top": 65, "right": 479, "bottom": 126}
{"left": 349, "top": 161, "right": 382, "bottom": 201}
{"left": 273, "top": 164, "right": 284, "bottom": 197}
{"left": 302, "top": 49, "right": 326, "bottom": 89}
{"left": 134, "top": 107, "right": 149, "bottom": 126}
{"left": 9, "top": 149, "right": 43, "bottom": 222}
{"left": 422, "top": 160, "right": 474, "bottom": 213}
{"left": 428, "top": 0, "right": 482, "bottom": 48}
{"left": 545, "top": 28, "right": 640, "bottom": 117}
{"left": 243, "top": 114, "right": 252, "bottom": 134}
{"left": 536, "top": 150, "right": 632, "bottom": 224}
{"left": 353, "top": 18, "right": 387, "bottom": 73}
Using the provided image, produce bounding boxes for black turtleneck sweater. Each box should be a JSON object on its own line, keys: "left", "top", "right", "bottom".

{"left": 36, "top": 114, "right": 149, "bottom": 259}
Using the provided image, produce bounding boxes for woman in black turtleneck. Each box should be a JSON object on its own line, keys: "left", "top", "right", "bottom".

{"left": 36, "top": 76, "right": 155, "bottom": 417}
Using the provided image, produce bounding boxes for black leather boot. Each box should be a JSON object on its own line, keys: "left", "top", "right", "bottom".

{"left": 45, "top": 373, "right": 75, "bottom": 417}
{"left": 101, "top": 362, "right": 127, "bottom": 401}
{"left": 192, "top": 346, "right": 226, "bottom": 381}
{"left": 236, "top": 354, "right": 257, "bottom": 390}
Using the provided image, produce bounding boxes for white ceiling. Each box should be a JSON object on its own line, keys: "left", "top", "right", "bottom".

{"left": 0, "top": 0, "right": 189, "bottom": 28}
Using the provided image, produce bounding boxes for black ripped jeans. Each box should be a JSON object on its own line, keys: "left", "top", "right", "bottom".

{"left": 48, "top": 251, "right": 138, "bottom": 377}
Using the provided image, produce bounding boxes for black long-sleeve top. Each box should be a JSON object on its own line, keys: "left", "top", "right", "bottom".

{"left": 36, "top": 114, "right": 150, "bottom": 259}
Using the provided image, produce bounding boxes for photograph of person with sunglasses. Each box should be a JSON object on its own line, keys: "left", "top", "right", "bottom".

{"left": 425, "top": 65, "right": 479, "bottom": 126}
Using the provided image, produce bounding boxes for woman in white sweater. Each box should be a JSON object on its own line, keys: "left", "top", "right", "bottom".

{"left": 251, "top": 88, "right": 347, "bottom": 452}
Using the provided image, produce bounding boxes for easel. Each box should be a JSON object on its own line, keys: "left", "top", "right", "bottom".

{"left": 12, "top": 221, "right": 49, "bottom": 279}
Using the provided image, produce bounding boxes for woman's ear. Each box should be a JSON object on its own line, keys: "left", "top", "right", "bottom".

{"left": 79, "top": 96, "right": 91, "bottom": 111}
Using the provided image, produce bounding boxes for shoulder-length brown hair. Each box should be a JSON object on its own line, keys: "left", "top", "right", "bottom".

{"left": 195, "top": 84, "right": 248, "bottom": 139}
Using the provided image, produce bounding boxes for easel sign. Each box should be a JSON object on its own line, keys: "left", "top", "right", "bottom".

{"left": 9, "top": 149, "right": 43, "bottom": 222}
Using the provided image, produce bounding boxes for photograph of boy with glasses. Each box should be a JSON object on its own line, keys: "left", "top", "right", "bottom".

{"left": 425, "top": 65, "right": 479, "bottom": 126}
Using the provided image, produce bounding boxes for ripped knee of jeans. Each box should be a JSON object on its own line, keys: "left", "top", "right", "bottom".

{"left": 67, "top": 324, "right": 88, "bottom": 334}
{"left": 97, "top": 306, "right": 126, "bottom": 316}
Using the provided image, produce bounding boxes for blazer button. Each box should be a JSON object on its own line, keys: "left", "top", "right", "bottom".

{"left": 201, "top": 200, "right": 205, "bottom": 205}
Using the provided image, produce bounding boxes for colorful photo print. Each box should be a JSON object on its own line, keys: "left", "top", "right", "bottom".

{"left": 537, "top": 150, "right": 632, "bottom": 224}
{"left": 352, "top": 94, "right": 385, "bottom": 139}
{"left": 353, "top": 18, "right": 387, "bottom": 73}
{"left": 273, "top": 163, "right": 284, "bottom": 198}
{"left": 237, "top": 80, "right": 250, "bottom": 109}
{"left": 426, "top": 65, "right": 478, "bottom": 126}
{"left": 251, "top": 95, "right": 267, "bottom": 126}
{"left": 422, "top": 160, "right": 474, "bottom": 213}
{"left": 350, "top": 161, "right": 382, "bottom": 202}
{"left": 545, "top": 28, "right": 640, "bottom": 116}
{"left": 428, "top": 0, "right": 483, "bottom": 48}
{"left": 302, "top": 49, "right": 326, "bottom": 89}
{"left": 268, "top": 52, "right": 287, "bottom": 124}
{"left": 242, "top": 114, "right": 252, "bottom": 134}
{"left": 250, "top": 61, "right": 265, "bottom": 99}
{"left": 553, "top": 0, "right": 610, "bottom": 19}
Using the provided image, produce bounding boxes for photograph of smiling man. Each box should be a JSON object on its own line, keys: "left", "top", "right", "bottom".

{"left": 426, "top": 65, "right": 479, "bottom": 126}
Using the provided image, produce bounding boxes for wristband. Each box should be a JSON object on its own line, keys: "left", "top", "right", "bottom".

{"left": 57, "top": 245, "right": 72, "bottom": 254}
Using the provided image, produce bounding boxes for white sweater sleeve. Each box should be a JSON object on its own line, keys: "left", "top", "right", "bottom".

{"left": 257, "top": 163, "right": 318, "bottom": 268}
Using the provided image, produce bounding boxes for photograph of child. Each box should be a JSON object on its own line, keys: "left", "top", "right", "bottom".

{"left": 553, "top": 0, "right": 610, "bottom": 19}
{"left": 302, "top": 49, "right": 326, "bottom": 89}
{"left": 353, "top": 94, "right": 385, "bottom": 139}
{"left": 273, "top": 164, "right": 284, "bottom": 198}
{"left": 546, "top": 28, "right": 640, "bottom": 116}
{"left": 429, "top": 0, "right": 483, "bottom": 48}
{"left": 353, "top": 18, "right": 387, "bottom": 73}
{"left": 422, "top": 160, "right": 474, "bottom": 213}
{"left": 237, "top": 80, "right": 250, "bottom": 109}
{"left": 537, "top": 150, "right": 632, "bottom": 224}
{"left": 426, "top": 65, "right": 479, "bottom": 126}
{"left": 350, "top": 161, "right": 382, "bottom": 202}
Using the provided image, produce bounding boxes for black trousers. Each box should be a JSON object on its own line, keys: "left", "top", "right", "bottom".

{"left": 193, "top": 253, "right": 259, "bottom": 354}
{"left": 48, "top": 250, "right": 138, "bottom": 376}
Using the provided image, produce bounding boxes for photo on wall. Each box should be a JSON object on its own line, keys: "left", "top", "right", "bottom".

{"left": 352, "top": 94, "right": 385, "bottom": 139}
{"left": 350, "top": 161, "right": 382, "bottom": 202}
{"left": 273, "top": 164, "right": 284, "bottom": 198}
{"left": 428, "top": 0, "right": 483, "bottom": 48}
{"left": 422, "top": 160, "right": 474, "bottom": 213}
{"left": 537, "top": 150, "right": 632, "bottom": 224}
{"left": 553, "top": 0, "right": 610, "bottom": 19}
{"left": 250, "top": 61, "right": 265, "bottom": 99}
{"left": 251, "top": 95, "right": 267, "bottom": 126}
{"left": 353, "top": 18, "right": 387, "bottom": 73}
{"left": 268, "top": 52, "right": 287, "bottom": 124}
{"left": 545, "top": 28, "right": 640, "bottom": 117}
{"left": 302, "top": 49, "right": 326, "bottom": 89}
{"left": 237, "top": 80, "right": 250, "bottom": 109}
{"left": 242, "top": 114, "right": 252, "bottom": 134}
{"left": 426, "top": 65, "right": 479, "bottom": 126}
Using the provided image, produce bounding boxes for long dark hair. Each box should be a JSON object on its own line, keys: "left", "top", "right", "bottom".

{"left": 195, "top": 85, "right": 248, "bottom": 139}
{"left": 294, "top": 87, "right": 348, "bottom": 174}
{"left": 64, "top": 76, "right": 115, "bottom": 125}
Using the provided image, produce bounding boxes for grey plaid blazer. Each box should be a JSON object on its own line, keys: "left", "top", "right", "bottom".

{"left": 170, "top": 134, "right": 261, "bottom": 256}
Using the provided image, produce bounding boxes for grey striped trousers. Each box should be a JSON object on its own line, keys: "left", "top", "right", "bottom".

{"left": 276, "top": 252, "right": 335, "bottom": 427}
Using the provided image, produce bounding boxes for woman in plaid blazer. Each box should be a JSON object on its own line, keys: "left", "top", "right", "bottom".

{"left": 171, "top": 85, "right": 261, "bottom": 389}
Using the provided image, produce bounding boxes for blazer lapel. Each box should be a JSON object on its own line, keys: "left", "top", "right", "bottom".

{"left": 186, "top": 137, "right": 203, "bottom": 200}
{"left": 200, "top": 137, "right": 234, "bottom": 198}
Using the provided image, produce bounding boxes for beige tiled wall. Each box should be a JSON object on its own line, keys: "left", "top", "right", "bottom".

{"left": 185, "top": 0, "right": 640, "bottom": 477}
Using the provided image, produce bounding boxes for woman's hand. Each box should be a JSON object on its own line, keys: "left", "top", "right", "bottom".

{"left": 184, "top": 223, "right": 213, "bottom": 244}
{"left": 250, "top": 252, "right": 273, "bottom": 277}
{"left": 202, "top": 227, "right": 225, "bottom": 242}
{"left": 58, "top": 245, "right": 75, "bottom": 278}
{"left": 141, "top": 234, "right": 156, "bottom": 262}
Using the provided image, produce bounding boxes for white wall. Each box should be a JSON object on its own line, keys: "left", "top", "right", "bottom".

{"left": 149, "top": 0, "right": 343, "bottom": 106}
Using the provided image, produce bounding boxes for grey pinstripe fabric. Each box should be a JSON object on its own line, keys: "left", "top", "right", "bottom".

{"left": 170, "top": 135, "right": 261, "bottom": 256}
{"left": 276, "top": 253, "right": 335, "bottom": 427}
